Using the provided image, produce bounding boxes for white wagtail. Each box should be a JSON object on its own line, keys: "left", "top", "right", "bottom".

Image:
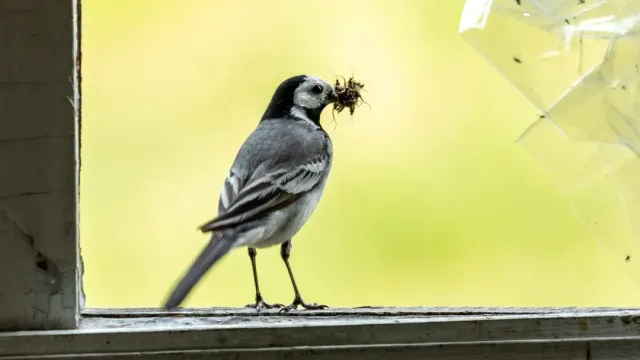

{"left": 164, "top": 75, "right": 338, "bottom": 312}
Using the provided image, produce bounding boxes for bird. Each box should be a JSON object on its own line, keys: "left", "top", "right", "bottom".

{"left": 163, "top": 74, "right": 338, "bottom": 312}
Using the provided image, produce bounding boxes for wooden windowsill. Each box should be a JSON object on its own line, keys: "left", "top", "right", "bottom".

{"left": 1, "top": 307, "right": 639, "bottom": 359}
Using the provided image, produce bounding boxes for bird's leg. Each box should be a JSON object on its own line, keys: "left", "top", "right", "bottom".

{"left": 245, "top": 247, "right": 283, "bottom": 311}
{"left": 279, "top": 240, "right": 328, "bottom": 313}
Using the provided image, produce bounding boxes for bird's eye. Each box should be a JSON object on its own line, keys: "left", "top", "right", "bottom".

{"left": 311, "top": 85, "right": 323, "bottom": 94}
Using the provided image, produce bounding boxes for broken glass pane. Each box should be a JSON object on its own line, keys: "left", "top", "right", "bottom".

{"left": 520, "top": 120, "right": 640, "bottom": 283}
{"left": 460, "top": 0, "right": 640, "bottom": 285}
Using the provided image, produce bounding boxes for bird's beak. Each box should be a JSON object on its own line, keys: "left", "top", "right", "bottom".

{"left": 326, "top": 89, "right": 338, "bottom": 103}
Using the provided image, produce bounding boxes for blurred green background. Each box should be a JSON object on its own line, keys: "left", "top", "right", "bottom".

{"left": 80, "top": 0, "right": 640, "bottom": 308}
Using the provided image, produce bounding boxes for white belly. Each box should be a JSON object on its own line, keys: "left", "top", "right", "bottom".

{"left": 240, "top": 179, "right": 327, "bottom": 249}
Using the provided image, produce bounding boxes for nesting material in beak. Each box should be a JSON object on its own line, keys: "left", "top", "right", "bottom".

{"left": 332, "top": 76, "right": 365, "bottom": 116}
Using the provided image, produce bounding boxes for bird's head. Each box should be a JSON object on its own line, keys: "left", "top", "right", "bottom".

{"left": 261, "top": 75, "right": 337, "bottom": 125}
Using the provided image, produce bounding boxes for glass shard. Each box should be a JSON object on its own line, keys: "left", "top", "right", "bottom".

{"left": 460, "top": 0, "right": 640, "bottom": 284}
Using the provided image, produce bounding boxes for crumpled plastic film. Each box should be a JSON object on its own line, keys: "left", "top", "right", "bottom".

{"left": 460, "top": 0, "right": 640, "bottom": 284}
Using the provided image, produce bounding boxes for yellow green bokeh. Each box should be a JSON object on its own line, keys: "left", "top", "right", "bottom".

{"left": 80, "top": 0, "right": 640, "bottom": 308}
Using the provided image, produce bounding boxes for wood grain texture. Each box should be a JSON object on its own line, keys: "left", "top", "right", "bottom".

{"left": 0, "top": 0, "right": 80, "bottom": 330}
{"left": 1, "top": 308, "right": 639, "bottom": 358}
{"left": 2, "top": 339, "right": 639, "bottom": 360}
{"left": 83, "top": 306, "right": 640, "bottom": 317}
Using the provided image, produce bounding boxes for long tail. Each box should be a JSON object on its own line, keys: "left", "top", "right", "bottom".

{"left": 164, "top": 238, "right": 234, "bottom": 309}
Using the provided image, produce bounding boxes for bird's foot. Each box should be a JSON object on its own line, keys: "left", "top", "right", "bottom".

{"left": 279, "top": 295, "right": 328, "bottom": 313}
{"left": 245, "top": 294, "right": 283, "bottom": 313}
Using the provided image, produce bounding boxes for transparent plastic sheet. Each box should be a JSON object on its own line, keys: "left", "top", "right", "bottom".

{"left": 459, "top": 0, "right": 640, "bottom": 284}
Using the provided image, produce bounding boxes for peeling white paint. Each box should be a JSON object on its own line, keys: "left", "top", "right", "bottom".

{"left": 0, "top": 0, "right": 80, "bottom": 331}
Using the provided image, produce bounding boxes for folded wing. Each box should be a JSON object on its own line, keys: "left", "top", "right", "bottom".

{"left": 200, "top": 155, "right": 330, "bottom": 233}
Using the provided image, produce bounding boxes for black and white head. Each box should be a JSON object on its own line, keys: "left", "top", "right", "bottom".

{"left": 261, "top": 75, "right": 337, "bottom": 126}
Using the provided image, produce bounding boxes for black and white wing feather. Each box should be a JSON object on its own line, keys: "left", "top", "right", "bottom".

{"left": 200, "top": 154, "right": 330, "bottom": 233}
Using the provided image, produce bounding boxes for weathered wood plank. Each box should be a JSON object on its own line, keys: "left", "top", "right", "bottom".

{"left": 0, "top": 0, "right": 80, "bottom": 330}
{"left": 1, "top": 308, "right": 639, "bottom": 358}
{"left": 83, "top": 306, "right": 640, "bottom": 317}
{"left": 2, "top": 339, "right": 638, "bottom": 360}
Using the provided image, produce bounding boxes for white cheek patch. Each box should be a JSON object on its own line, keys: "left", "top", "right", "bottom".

{"left": 294, "top": 92, "right": 322, "bottom": 109}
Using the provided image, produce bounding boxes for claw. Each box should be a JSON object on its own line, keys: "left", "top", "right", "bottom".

{"left": 245, "top": 296, "right": 284, "bottom": 313}
{"left": 278, "top": 296, "right": 328, "bottom": 313}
